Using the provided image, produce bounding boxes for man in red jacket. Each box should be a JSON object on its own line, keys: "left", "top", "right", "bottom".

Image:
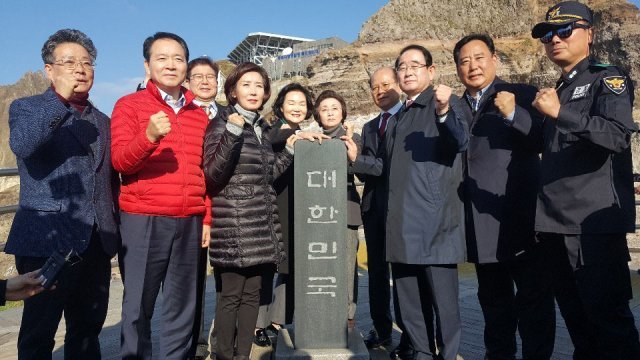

{"left": 111, "top": 32, "right": 211, "bottom": 360}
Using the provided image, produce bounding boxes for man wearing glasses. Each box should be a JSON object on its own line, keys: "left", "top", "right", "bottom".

{"left": 349, "top": 66, "right": 417, "bottom": 357}
{"left": 384, "top": 45, "right": 468, "bottom": 360}
{"left": 530, "top": 1, "right": 640, "bottom": 358}
{"left": 184, "top": 56, "right": 228, "bottom": 360}
{"left": 6, "top": 29, "right": 119, "bottom": 358}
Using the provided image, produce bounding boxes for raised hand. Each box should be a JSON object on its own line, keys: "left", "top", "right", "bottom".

{"left": 434, "top": 84, "right": 453, "bottom": 116}
{"left": 227, "top": 113, "right": 245, "bottom": 128}
{"left": 494, "top": 91, "right": 516, "bottom": 118}
{"left": 146, "top": 111, "right": 172, "bottom": 143}
{"left": 532, "top": 88, "right": 561, "bottom": 119}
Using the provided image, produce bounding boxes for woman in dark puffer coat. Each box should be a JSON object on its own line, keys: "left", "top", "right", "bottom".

{"left": 202, "top": 62, "right": 301, "bottom": 360}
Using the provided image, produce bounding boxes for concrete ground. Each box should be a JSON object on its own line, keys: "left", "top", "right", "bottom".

{"left": 1, "top": 261, "right": 640, "bottom": 360}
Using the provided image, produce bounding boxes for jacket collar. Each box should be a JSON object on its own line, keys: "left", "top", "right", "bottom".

{"left": 558, "top": 57, "right": 590, "bottom": 86}
{"left": 145, "top": 80, "right": 196, "bottom": 109}
{"left": 412, "top": 86, "right": 434, "bottom": 107}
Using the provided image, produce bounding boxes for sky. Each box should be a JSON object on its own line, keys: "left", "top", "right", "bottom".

{"left": 1, "top": 0, "right": 639, "bottom": 115}
{"left": 0, "top": 0, "right": 387, "bottom": 114}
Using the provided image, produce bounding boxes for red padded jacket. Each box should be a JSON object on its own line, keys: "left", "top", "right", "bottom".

{"left": 111, "top": 81, "right": 211, "bottom": 224}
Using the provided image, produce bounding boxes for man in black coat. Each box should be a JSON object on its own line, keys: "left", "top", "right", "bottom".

{"left": 529, "top": 2, "right": 640, "bottom": 358}
{"left": 385, "top": 44, "right": 469, "bottom": 360}
{"left": 454, "top": 34, "right": 555, "bottom": 360}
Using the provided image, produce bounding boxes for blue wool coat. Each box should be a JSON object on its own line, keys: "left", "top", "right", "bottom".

{"left": 5, "top": 88, "right": 119, "bottom": 258}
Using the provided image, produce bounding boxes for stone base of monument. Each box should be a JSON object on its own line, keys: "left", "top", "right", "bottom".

{"left": 274, "top": 327, "right": 369, "bottom": 360}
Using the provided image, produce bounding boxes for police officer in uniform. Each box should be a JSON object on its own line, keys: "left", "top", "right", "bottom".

{"left": 529, "top": 2, "right": 640, "bottom": 359}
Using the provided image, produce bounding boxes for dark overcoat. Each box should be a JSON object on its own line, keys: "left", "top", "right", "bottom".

{"left": 384, "top": 87, "right": 469, "bottom": 265}
{"left": 462, "top": 78, "right": 543, "bottom": 263}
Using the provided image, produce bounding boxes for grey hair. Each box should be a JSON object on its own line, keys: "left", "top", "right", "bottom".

{"left": 41, "top": 29, "right": 97, "bottom": 64}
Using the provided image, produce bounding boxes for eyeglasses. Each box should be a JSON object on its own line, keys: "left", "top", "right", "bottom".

{"left": 371, "top": 82, "right": 397, "bottom": 93}
{"left": 396, "top": 63, "right": 427, "bottom": 73}
{"left": 52, "top": 59, "right": 95, "bottom": 71}
{"left": 190, "top": 74, "right": 217, "bottom": 82}
{"left": 540, "top": 22, "right": 591, "bottom": 44}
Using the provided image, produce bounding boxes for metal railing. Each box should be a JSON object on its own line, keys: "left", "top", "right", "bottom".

{"left": 0, "top": 168, "right": 18, "bottom": 216}
{"left": 0, "top": 170, "right": 639, "bottom": 253}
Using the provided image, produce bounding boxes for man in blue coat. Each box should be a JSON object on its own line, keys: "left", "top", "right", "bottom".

{"left": 5, "top": 29, "right": 119, "bottom": 359}
{"left": 385, "top": 44, "right": 468, "bottom": 360}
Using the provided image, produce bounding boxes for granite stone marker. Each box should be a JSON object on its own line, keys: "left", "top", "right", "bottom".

{"left": 293, "top": 139, "right": 348, "bottom": 349}
{"left": 276, "top": 139, "right": 368, "bottom": 359}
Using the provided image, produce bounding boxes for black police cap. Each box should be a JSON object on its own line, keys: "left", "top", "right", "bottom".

{"left": 532, "top": 1, "right": 594, "bottom": 38}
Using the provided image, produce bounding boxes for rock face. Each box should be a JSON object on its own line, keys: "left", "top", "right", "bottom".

{"left": 305, "top": 0, "right": 640, "bottom": 169}
{"left": 0, "top": 71, "right": 50, "bottom": 168}
{"left": 306, "top": 0, "right": 640, "bottom": 114}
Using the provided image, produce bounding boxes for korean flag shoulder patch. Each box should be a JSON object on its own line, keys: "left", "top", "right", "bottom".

{"left": 603, "top": 76, "right": 627, "bottom": 95}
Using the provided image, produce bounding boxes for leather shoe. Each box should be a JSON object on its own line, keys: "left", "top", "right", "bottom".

{"left": 253, "top": 328, "right": 271, "bottom": 347}
{"left": 364, "top": 329, "right": 392, "bottom": 349}
{"left": 389, "top": 343, "right": 415, "bottom": 360}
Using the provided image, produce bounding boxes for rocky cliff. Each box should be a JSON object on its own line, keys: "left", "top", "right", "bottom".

{"left": 306, "top": 0, "right": 640, "bottom": 120}
{"left": 0, "top": 71, "right": 50, "bottom": 168}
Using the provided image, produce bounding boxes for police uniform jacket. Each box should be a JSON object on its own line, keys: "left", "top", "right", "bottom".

{"left": 462, "top": 78, "right": 543, "bottom": 263}
{"left": 385, "top": 86, "right": 469, "bottom": 265}
{"left": 532, "top": 58, "right": 637, "bottom": 235}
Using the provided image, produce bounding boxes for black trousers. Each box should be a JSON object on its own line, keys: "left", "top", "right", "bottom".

{"left": 392, "top": 263, "right": 460, "bottom": 360}
{"left": 208, "top": 270, "right": 222, "bottom": 356}
{"left": 475, "top": 246, "right": 555, "bottom": 360}
{"left": 189, "top": 246, "right": 210, "bottom": 358}
{"left": 15, "top": 234, "right": 111, "bottom": 360}
{"left": 215, "top": 265, "right": 268, "bottom": 360}
{"left": 363, "top": 210, "right": 393, "bottom": 338}
{"left": 539, "top": 232, "right": 640, "bottom": 360}
{"left": 119, "top": 212, "right": 202, "bottom": 360}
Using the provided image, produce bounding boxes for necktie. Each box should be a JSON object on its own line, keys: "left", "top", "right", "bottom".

{"left": 406, "top": 99, "right": 414, "bottom": 108}
{"left": 379, "top": 112, "right": 391, "bottom": 137}
{"left": 201, "top": 105, "right": 211, "bottom": 118}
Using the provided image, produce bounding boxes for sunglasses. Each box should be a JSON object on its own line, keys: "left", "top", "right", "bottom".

{"left": 540, "top": 22, "right": 591, "bottom": 44}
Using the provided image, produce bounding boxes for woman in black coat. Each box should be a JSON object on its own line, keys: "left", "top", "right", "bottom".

{"left": 202, "top": 62, "right": 301, "bottom": 360}
{"left": 313, "top": 90, "right": 363, "bottom": 326}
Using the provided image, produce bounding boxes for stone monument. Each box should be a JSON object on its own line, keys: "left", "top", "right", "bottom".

{"left": 275, "top": 139, "right": 368, "bottom": 359}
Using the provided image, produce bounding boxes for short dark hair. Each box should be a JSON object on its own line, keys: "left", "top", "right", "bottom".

{"left": 224, "top": 62, "right": 271, "bottom": 110}
{"left": 143, "top": 32, "right": 189, "bottom": 62}
{"left": 187, "top": 56, "right": 219, "bottom": 79}
{"left": 272, "top": 83, "right": 314, "bottom": 121}
{"left": 41, "top": 29, "right": 97, "bottom": 64}
{"left": 313, "top": 90, "right": 347, "bottom": 126}
{"left": 395, "top": 44, "right": 433, "bottom": 70}
{"left": 453, "top": 34, "right": 496, "bottom": 64}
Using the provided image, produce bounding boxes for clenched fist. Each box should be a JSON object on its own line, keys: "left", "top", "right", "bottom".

{"left": 494, "top": 91, "right": 515, "bottom": 119}
{"left": 532, "top": 88, "right": 561, "bottom": 119}
{"left": 434, "top": 84, "right": 453, "bottom": 116}
{"left": 146, "top": 111, "right": 171, "bottom": 143}
{"left": 227, "top": 113, "right": 245, "bottom": 127}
